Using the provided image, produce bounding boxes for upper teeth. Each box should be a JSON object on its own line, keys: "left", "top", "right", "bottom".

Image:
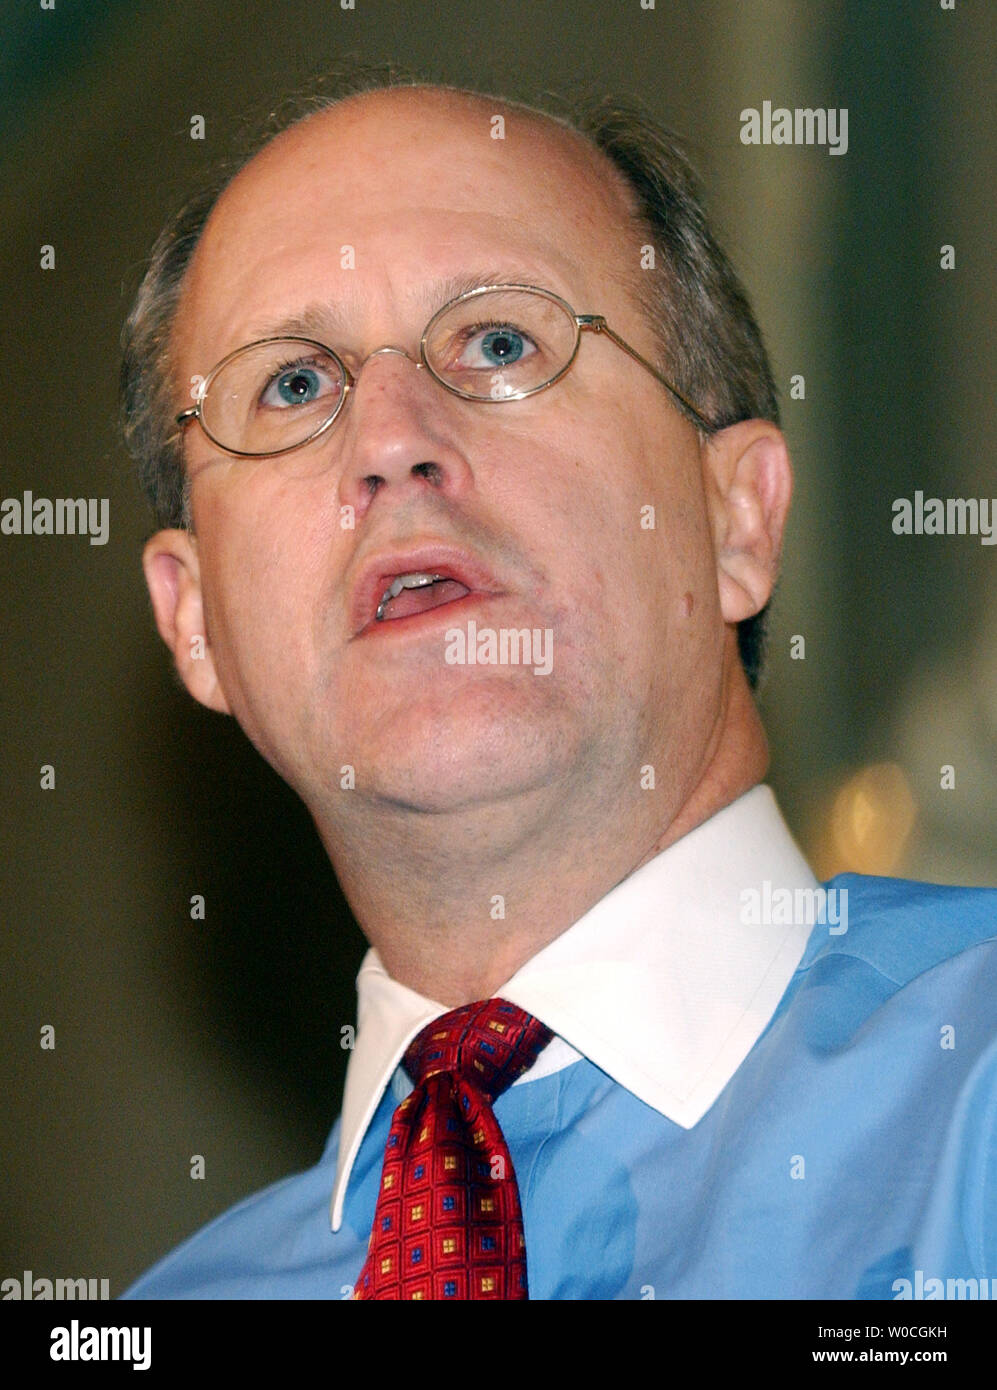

{"left": 375, "top": 572, "right": 444, "bottom": 622}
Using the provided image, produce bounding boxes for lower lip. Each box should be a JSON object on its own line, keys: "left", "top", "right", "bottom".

{"left": 356, "top": 590, "right": 501, "bottom": 641}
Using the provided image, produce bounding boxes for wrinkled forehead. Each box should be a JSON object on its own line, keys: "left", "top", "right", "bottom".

{"left": 174, "top": 88, "right": 645, "bottom": 362}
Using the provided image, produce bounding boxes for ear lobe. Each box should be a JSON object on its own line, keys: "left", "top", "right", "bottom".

{"left": 142, "top": 529, "right": 231, "bottom": 714}
{"left": 704, "top": 420, "right": 793, "bottom": 624}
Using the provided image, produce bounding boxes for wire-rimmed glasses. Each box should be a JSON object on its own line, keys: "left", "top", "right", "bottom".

{"left": 175, "top": 283, "right": 715, "bottom": 457}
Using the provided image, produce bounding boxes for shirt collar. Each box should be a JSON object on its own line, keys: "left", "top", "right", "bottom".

{"left": 330, "top": 784, "right": 817, "bottom": 1230}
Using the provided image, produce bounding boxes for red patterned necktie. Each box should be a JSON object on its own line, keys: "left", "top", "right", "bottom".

{"left": 353, "top": 998, "right": 553, "bottom": 1300}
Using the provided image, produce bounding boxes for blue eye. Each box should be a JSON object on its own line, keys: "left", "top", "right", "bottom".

{"left": 260, "top": 361, "right": 340, "bottom": 408}
{"left": 481, "top": 328, "right": 524, "bottom": 365}
{"left": 458, "top": 324, "right": 536, "bottom": 370}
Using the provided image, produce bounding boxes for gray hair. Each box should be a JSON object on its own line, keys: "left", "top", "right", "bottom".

{"left": 120, "top": 62, "right": 779, "bottom": 685}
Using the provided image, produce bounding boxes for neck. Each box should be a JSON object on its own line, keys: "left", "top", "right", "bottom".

{"left": 316, "top": 661, "right": 768, "bottom": 1007}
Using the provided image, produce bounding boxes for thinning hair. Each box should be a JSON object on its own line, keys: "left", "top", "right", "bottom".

{"left": 121, "top": 61, "right": 780, "bottom": 687}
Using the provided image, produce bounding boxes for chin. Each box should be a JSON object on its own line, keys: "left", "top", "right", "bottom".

{"left": 347, "top": 680, "right": 577, "bottom": 815}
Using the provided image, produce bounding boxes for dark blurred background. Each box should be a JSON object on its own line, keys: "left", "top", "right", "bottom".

{"left": 2, "top": 0, "right": 994, "bottom": 1294}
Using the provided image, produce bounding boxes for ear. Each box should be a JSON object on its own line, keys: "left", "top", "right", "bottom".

{"left": 702, "top": 420, "right": 793, "bottom": 624}
{"left": 142, "top": 529, "right": 231, "bottom": 714}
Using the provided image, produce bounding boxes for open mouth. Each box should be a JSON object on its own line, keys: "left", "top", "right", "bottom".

{"left": 350, "top": 546, "right": 503, "bottom": 637}
{"left": 374, "top": 572, "right": 473, "bottom": 623}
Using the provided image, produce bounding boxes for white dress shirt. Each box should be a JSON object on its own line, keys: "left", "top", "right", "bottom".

{"left": 330, "top": 783, "right": 818, "bottom": 1230}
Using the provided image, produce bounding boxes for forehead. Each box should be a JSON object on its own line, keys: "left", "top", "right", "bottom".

{"left": 175, "top": 89, "right": 642, "bottom": 361}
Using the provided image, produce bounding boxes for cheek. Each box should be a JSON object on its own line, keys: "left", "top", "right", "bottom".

{"left": 492, "top": 411, "right": 699, "bottom": 702}
{"left": 193, "top": 477, "right": 338, "bottom": 699}
{"left": 557, "top": 404, "right": 714, "bottom": 621}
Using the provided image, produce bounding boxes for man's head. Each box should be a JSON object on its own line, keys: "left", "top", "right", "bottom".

{"left": 125, "top": 74, "right": 791, "bottom": 869}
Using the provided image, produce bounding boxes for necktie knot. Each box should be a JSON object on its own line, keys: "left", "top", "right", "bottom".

{"left": 404, "top": 998, "right": 553, "bottom": 1103}
{"left": 355, "top": 997, "right": 553, "bottom": 1298}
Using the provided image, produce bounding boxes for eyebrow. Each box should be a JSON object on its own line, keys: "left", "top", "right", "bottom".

{"left": 242, "top": 269, "right": 574, "bottom": 344}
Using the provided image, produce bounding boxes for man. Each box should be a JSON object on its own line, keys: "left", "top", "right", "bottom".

{"left": 121, "top": 71, "right": 996, "bottom": 1300}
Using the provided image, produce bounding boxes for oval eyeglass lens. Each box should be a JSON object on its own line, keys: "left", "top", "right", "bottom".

{"left": 202, "top": 339, "right": 347, "bottom": 453}
{"left": 423, "top": 289, "right": 577, "bottom": 400}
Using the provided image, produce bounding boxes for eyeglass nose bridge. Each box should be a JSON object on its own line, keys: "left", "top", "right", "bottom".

{"left": 341, "top": 342, "right": 428, "bottom": 402}
{"left": 343, "top": 343, "right": 428, "bottom": 395}
{"left": 358, "top": 344, "right": 425, "bottom": 371}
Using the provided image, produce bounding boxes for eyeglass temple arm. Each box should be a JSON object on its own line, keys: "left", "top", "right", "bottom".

{"left": 176, "top": 406, "right": 198, "bottom": 425}
{"left": 577, "top": 316, "right": 714, "bottom": 433}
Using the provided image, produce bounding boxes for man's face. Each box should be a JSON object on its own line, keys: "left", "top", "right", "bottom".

{"left": 165, "top": 90, "right": 727, "bottom": 831}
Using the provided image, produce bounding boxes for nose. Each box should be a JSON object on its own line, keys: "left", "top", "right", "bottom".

{"left": 338, "top": 339, "right": 473, "bottom": 520}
